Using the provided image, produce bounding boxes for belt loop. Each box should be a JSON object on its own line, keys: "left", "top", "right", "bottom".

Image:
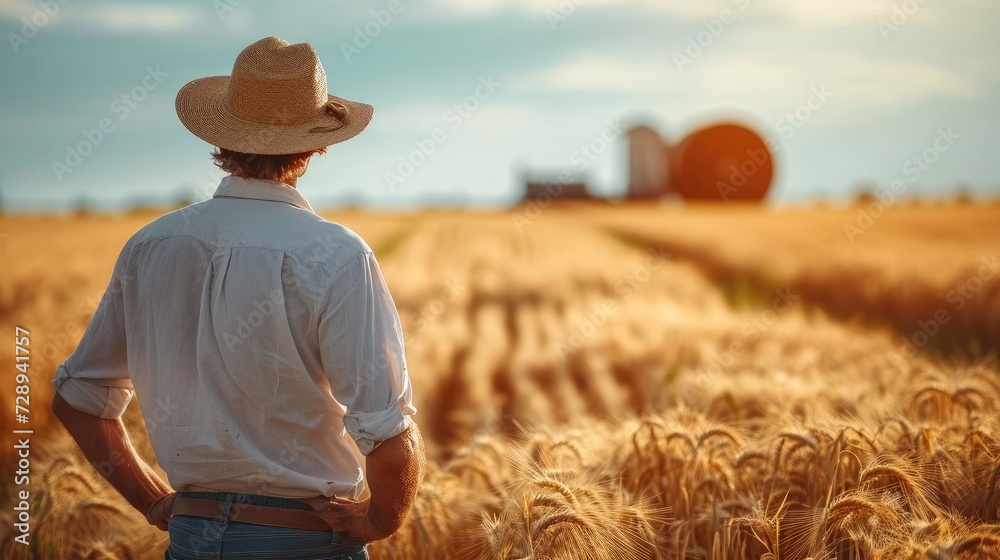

{"left": 217, "top": 493, "right": 235, "bottom": 525}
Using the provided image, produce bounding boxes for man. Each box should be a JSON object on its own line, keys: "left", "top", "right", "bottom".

{"left": 51, "top": 36, "right": 424, "bottom": 560}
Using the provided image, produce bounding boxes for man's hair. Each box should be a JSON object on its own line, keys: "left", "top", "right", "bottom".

{"left": 211, "top": 147, "right": 327, "bottom": 185}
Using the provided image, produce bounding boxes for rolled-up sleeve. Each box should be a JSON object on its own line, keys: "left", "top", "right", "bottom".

{"left": 319, "top": 251, "right": 416, "bottom": 455}
{"left": 51, "top": 239, "right": 135, "bottom": 419}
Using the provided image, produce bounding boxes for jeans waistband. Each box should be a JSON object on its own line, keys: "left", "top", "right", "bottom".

{"left": 177, "top": 491, "right": 313, "bottom": 511}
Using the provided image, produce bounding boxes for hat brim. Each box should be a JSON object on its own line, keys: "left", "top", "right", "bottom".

{"left": 175, "top": 76, "right": 374, "bottom": 155}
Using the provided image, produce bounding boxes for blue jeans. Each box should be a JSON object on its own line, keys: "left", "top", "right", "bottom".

{"left": 165, "top": 491, "right": 368, "bottom": 560}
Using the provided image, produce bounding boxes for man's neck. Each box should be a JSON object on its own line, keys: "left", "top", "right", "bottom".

{"left": 231, "top": 173, "right": 297, "bottom": 188}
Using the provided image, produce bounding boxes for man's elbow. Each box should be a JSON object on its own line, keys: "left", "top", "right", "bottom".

{"left": 51, "top": 391, "right": 99, "bottom": 428}
{"left": 51, "top": 391, "right": 72, "bottom": 423}
{"left": 367, "top": 519, "right": 406, "bottom": 542}
{"left": 364, "top": 422, "right": 426, "bottom": 540}
{"left": 392, "top": 421, "right": 427, "bottom": 484}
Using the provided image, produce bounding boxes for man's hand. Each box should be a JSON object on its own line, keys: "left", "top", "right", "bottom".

{"left": 301, "top": 496, "right": 377, "bottom": 540}
{"left": 145, "top": 491, "right": 178, "bottom": 531}
{"left": 302, "top": 423, "right": 425, "bottom": 542}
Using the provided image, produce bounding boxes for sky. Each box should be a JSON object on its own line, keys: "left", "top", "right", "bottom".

{"left": 1, "top": 0, "right": 999, "bottom": 211}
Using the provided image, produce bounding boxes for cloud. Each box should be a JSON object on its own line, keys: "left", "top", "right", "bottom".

{"left": 0, "top": 0, "right": 35, "bottom": 19}
{"left": 513, "top": 56, "right": 673, "bottom": 93}
{"left": 695, "top": 53, "right": 981, "bottom": 105}
{"left": 512, "top": 51, "right": 981, "bottom": 107}
{"left": 74, "top": 3, "right": 201, "bottom": 33}
{"left": 423, "top": 0, "right": 734, "bottom": 20}
{"left": 373, "top": 100, "right": 543, "bottom": 140}
{"left": 422, "top": 0, "right": 917, "bottom": 25}
{"left": 0, "top": 1, "right": 201, "bottom": 33}
{"left": 760, "top": 0, "right": 904, "bottom": 26}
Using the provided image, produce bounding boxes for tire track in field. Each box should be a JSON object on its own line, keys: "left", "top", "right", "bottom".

{"left": 601, "top": 224, "right": 997, "bottom": 362}
{"left": 378, "top": 214, "right": 731, "bottom": 457}
{"left": 375, "top": 213, "right": 948, "bottom": 463}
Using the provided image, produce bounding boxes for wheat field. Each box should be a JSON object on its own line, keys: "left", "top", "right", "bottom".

{"left": 1, "top": 203, "right": 999, "bottom": 559}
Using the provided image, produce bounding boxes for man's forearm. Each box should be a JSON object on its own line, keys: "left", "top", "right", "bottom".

{"left": 51, "top": 392, "right": 172, "bottom": 515}
{"left": 363, "top": 422, "right": 426, "bottom": 540}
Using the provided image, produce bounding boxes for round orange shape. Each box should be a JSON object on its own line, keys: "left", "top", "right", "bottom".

{"left": 671, "top": 123, "right": 774, "bottom": 201}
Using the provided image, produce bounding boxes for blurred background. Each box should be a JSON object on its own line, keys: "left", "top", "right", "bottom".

{"left": 1, "top": 0, "right": 999, "bottom": 211}
{"left": 4, "top": 2, "right": 1000, "bottom": 559}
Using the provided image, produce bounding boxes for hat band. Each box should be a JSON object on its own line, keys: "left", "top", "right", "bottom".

{"left": 309, "top": 101, "right": 349, "bottom": 133}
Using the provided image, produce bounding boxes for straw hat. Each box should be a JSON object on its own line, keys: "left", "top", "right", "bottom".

{"left": 175, "top": 36, "right": 373, "bottom": 155}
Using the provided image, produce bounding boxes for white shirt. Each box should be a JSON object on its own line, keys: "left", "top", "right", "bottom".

{"left": 52, "top": 175, "right": 416, "bottom": 499}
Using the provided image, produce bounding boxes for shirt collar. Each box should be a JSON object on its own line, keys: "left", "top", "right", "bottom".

{"left": 212, "top": 175, "right": 315, "bottom": 213}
